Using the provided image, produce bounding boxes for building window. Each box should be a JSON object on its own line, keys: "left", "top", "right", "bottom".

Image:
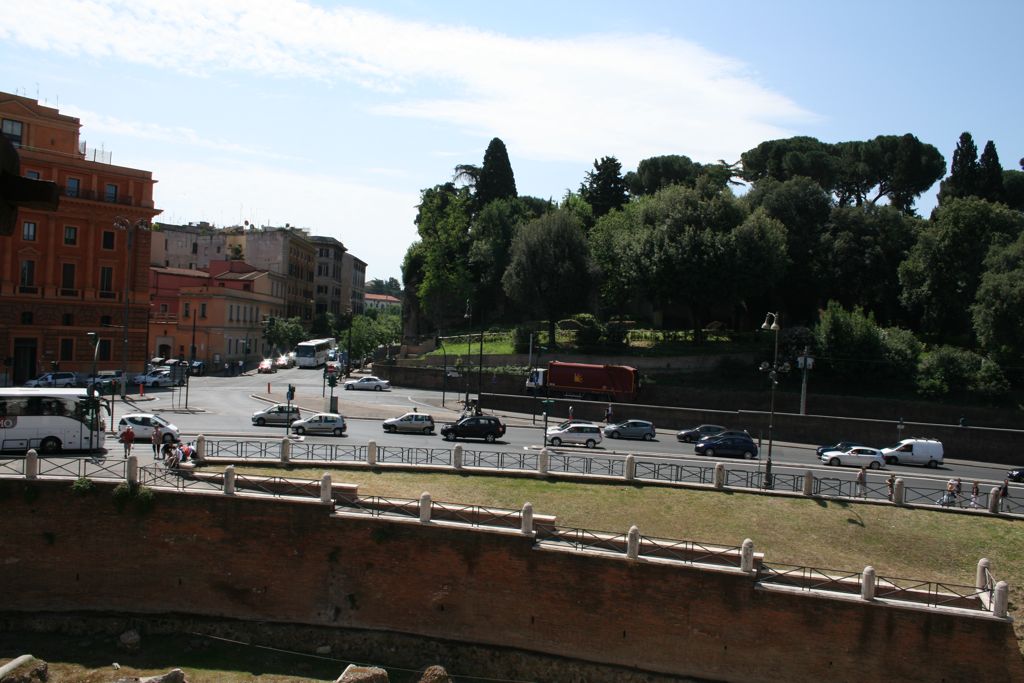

{"left": 191, "top": 242, "right": 198, "bottom": 254}
{"left": 25, "top": 170, "right": 40, "bottom": 180}
{"left": 99, "top": 266, "right": 114, "bottom": 294}
{"left": 19, "top": 260, "right": 35, "bottom": 287}
{"left": 22, "top": 221, "right": 36, "bottom": 241}
{"left": 21, "top": 311, "right": 33, "bottom": 324}
{"left": 159, "top": 303, "right": 168, "bottom": 314}
{"left": 183, "top": 302, "right": 190, "bottom": 318}
{"left": 200, "top": 303, "right": 207, "bottom": 318}
{"left": 102, "top": 231, "right": 115, "bottom": 249}
{"left": 61, "top": 263, "right": 76, "bottom": 291}
{"left": 104, "top": 183, "right": 118, "bottom": 202}
{"left": 59, "top": 338, "right": 74, "bottom": 361}
{"left": 1, "top": 118, "right": 23, "bottom": 145}
{"left": 62, "top": 313, "right": 74, "bottom": 326}
{"left": 228, "top": 305, "right": 233, "bottom": 322}
{"left": 65, "top": 177, "right": 80, "bottom": 198}
{"left": 98, "top": 339, "right": 112, "bottom": 361}
{"left": 64, "top": 226, "right": 78, "bottom": 245}
{"left": 100, "top": 315, "right": 112, "bottom": 326}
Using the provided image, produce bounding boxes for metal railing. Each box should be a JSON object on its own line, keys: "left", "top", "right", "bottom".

{"left": 376, "top": 446, "right": 452, "bottom": 466}
{"left": 430, "top": 501, "right": 522, "bottom": 528}
{"left": 758, "top": 563, "right": 863, "bottom": 595}
{"left": 204, "top": 439, "right": 278, "bottom": 459}
{"left": 547, "top": 453, "right": 624, "bottom": 477}
{"left": 0, "top": 457, "right": 26, "bottom": 476}
{"left": 37, "top": 456, "right": 127, "bottom": 480}
{"left": 462, "top": 449, "right": 538, "bottom": 471}
{"left": 233, "top": 474, "right": 322, "bottom": 499}
{"left": 634, "top": 459, "right": 715, "bottom": 485}
{"left": 638, "top": 534, "right": 744, "bottom": 568}
{"left": 335, "top": 495, "right": 421, "bottom": 519}
{"left": 536, "top": 526, "right": 629, "bottom": 554}
{"left": 138, "top": 465, "right": 214, "bottom": 491}
{"left": 873, "top": 575, "right": 990, "bottom": 609}
{"left": 289, "top": 442, "right": 367, "bottom": 462}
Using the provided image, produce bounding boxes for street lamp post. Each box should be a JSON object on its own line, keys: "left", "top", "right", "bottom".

{"left": 464, "top": 299, "right": 472, "bottom": 411}
{"left": 86, "top": 332, "right": 100, "bottom": 452}
{"left": 759, "top": 312, "right": 789, "bottom": 488}
{"left": 114, "top": 217, "right": 148, "bottom": 399}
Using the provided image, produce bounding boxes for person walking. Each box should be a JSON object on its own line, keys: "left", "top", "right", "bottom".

{"left": 856, "top": 467, "right": 867, "bottom": 498}
{"left": 604, "top": 404, "right": 614, "bottom": 425}
{"left": 970, "top": 481, "right": 981, "bottom": 509}
{"left": 151, "top": 425, "right": 162, "bottom": 459}
{"left": 886, "top": 472, "right": 896, "bottom": 501}
{"left": 954, "top": 478, "right": 963, "bottom": 507}
{"left": 121, "top": 425, "right": 135, "bottom": 457}
{"left": 1000, "top": 479, "right": 1011, "bottom": 512}
{"left": 939, "top": 478, "right": 956, "bottom": 507}
{"left": 568, "top": 405, "right": 574, "bottom": 421}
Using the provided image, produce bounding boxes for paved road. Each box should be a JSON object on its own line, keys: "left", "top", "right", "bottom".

{"left": 110, "top": 368, "right": 1019, "bottom": 493}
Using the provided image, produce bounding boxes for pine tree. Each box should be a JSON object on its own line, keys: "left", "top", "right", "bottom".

{"left": 580, "top": 156, "right": 629, "bottom": 220}
{"left": 978, "top": 140, "right": 1004, "bottom": 203}
{"left": 476, "top": 138, "right": 517, "bottom": 208}
{"left": 938, "top": 132, "right": 980, "bottom": 203}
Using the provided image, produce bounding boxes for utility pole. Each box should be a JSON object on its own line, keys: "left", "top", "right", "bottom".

{"left": 798, "top": 345, "right": 814, "bottom": 415}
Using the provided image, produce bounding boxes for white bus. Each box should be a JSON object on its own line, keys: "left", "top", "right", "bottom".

{"left": 294, "top": 338, "right": 337, "bottom": 368}
{"left": 0, "top": 388, "right": 107, "bottom": 454}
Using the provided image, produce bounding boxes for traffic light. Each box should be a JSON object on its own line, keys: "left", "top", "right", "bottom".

{"left": 286, "top": 384, "right": 295, "bottom": 401}
{"left": 327, "top": 374, "right": 337, "bottom": 388}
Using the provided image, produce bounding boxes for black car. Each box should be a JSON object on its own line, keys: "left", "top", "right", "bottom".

{"left": 440, "top": 416, "right": 506, "bottom": 443}
{"left": 676, "top": 424, "right": 726, "bottom": 443}
{"left": 696, "top": 429, "right": 750, "bottom": 443}
{"left": 694, "top": 435, "right": 759, "bottom": 459}
{"left": 1008, "top": 468, "right": 1024, "bottom": 483}
{"left": 816, "top": 441, "right": 866, "bottom": 457}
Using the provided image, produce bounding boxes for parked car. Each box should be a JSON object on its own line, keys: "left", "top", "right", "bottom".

{"left": 257, "top": 358, "right": 277, "bottom": 374}
{"left": 696, "top": 429, "right": 750, "bottom": 443}
{"left": 274, "top": 354, "right": 295, "bottom": 369}
{"left": 83, "top": 371, "right": 122, "bottom": 393}
{"left": 676, "top": 424, "right": 726, "bottom": 443}
{"left": 820, "top": 446, "right": 885, "bottom": 469}
{"left": 1007, "top": 468, "right": 1024, "bottom": 483}
{"left": 117, "top": 413, "right": 180, "bottom": 443}
{"left": 546, "top": 423, "right": 603, "bottom": 448}
{"left": 190, "top": 360, "right": 206, "bottom": 376}
{"left": 383, "top": 412, "right": 435, "bottom": 434}
{"left": 603, "top": 420, "right": 656, "bottom": 441}
{"left": 880, "top": 438, "right": 944, "bottom": 468}
{"left": 694, "top": 435, "right": 758, "bottom": 459}
{"left": 251, "top": 403, "right": 301, "bottom": 426}
{"left": 25, "top": 371, "right": 78, "bottom": 388}
{"left": 145, "top": 370, "right": 181, "bottom": 387}
{"left": 132, "top": 367, "right": 170, "bottom": 385}
{"left": 816, "top": 441, "right": 867, "bottom": 457}
{"left": 440, "top": 415, "right": 506, "bottom": 442}
{"left": 290, "top": 413, "right": 347, "bottom": 436}
{"left": 345, "top": 376, "right": 390, "bottom": 391}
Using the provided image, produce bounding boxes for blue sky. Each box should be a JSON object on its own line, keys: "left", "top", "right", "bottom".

{"left": 3, "top": 1, "right": 1021, "bottom": 281}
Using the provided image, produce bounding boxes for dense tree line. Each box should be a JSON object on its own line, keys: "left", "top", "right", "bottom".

{"left": 401, "top": 132, "right": 1024, "bottom": 401}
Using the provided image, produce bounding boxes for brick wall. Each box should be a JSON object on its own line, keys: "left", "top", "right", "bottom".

{"left": 2, "top": 480, "right": 1021, "bottom": 682}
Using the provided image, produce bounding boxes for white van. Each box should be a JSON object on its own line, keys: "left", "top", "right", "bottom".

{"left": 881, "top": 438, "right": 944, "bottom": 468}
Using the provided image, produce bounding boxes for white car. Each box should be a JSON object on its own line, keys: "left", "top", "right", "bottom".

{"left": 290, "top": 413, "right": 347, "bottom": 436}
{"left": 25, "top": 372, "right": 78, "bottom": 388}
{"left": 821, "top": 446, "right": 885, "bottom": 469}
{"left": 132, "top": 367, "right": 170, "bottom": 385}
{"left": 344, "top": 376, "right": 390, "bottom": 391}
{"left": 117, "top": 413, "right": 180, "bottom": 443}
{"left": 546, "top": 422, "right": 603, "bottom": 449}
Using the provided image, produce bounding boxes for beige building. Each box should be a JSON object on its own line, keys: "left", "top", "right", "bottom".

{"left": 342, "top": 252, "right": 366, "bottom": 314}
{"left": 150, "top": 222, "right": 227, "bottom": 270}
{"left": 311, "top": 235, "right": 346, "bottom": 318}
{"left": 227, "top": 224, "right": 316, "bottom": 323}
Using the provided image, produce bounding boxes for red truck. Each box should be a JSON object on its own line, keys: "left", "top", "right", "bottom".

{"left": 526, "top": 361, "right": 640, "bottom": 402}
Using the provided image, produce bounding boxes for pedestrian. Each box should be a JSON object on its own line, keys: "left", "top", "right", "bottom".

{"left": 238, "top": 359, "right": 244, "bottom": 375}
{"left": 180, "top": 442, "right": 196, "bottom": 463}
{"left": 939, "top": 478, "right": 956, "bottom": 507}
{"left": 223, "top": 361, "right": 229, "bottom": 376}
{"left": 121, "top": 425, "right": 135, "bottom": 457}
{"left": 604, "top": 404, "right": 614, "bottom": 425}
{"left": 856, "top": 467, "right": 867, "bottom": 498}
{"left": 151, "top": 425, "right": 162, "bottom": 458}
{"left": 886, "top": 472, "right": 896, "bottom": 501}
{"left": 1000, "top": 479, "right": 1011, "bottom": 512}
{"left": 164, "top": 442, "right": 180, "bottom": 468}
{"left": 954, "top": 478, "right": 963, "bottom": 507}
{"left": 568, "top": 405, "right": 574, "bottom": 420}
{"left": 970, "top": 481, "right": 980, "bottom": 509}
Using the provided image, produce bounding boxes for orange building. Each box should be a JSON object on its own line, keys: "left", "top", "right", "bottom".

{"left": 0, "top": 93, "right": 159, "bottom": 384}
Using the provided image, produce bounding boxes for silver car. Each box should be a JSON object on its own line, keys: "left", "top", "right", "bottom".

{"left": 546, "top": 423, "right": 603, "bottom": 448}
{"left": 290, "top": 413, "right": 347, "bottom": 437}
{"left": 603, "top": 420, "right": 656, "bottom": 441}
{"left": 252, "top": 404, "right": 301, "bottom": 426}
{"left": 345, "top": 376, "right": 390, "bottom": 391}
{"left": 382, "top": 412, "right": 435, "bottom": 434}
{"left": 117, "top": 413, "right": 180, "bottom": 443}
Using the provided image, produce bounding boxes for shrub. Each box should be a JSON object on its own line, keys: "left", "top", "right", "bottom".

{"left": 916, "top": 346, "right": 1009, "bottom": 399}
{"left": 512, "top": 325, "right": 535, "bottom": 354}
{"left": 70, "top": 477, "right": 95, "bottom": 496}
{"left": 571, "top": 313, "right": 604, "bottom": 351}
{"left": 879, "top": 327, "right": 923, "bottom": 380}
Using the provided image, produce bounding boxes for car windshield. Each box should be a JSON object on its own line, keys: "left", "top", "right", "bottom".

{"left": 152, "top": 416, "right": 169, "bottom": 427}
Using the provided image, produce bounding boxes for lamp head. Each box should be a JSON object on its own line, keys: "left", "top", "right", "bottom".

{"left": 87, "top": 331, "right": 97, "bottom": 344}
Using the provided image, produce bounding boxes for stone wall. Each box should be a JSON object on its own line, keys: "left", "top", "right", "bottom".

{"left": 2, "top": 480, "right": 1022, "bottom": 683}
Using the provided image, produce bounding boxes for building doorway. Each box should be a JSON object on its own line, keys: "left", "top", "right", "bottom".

{"left": 13, "top": 338, "right": 38, "bottom": 385}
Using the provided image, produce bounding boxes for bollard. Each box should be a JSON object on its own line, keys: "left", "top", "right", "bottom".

{"left": 224, "top": 465, "right": 236, "bottom": 495}
{"left": 453, "top": 445, "right": 463, "bottom": 470}
{"left": 320, "top": 473, "right": 332, "bottom": 504}
{"left": 367, "top": 440, "right": 377, "bottom": 466}
{"left": 713, "top": 462, "right": 725, "bottom": 489}
{"left": 127, "top": 455, "right": 138, "bottom": 485}
{"left": 521, "top": 502, "right": 534, "bottom": 534}
{"left": 196, "top": 434, "right": 206, "bottom": 460}
{"left": 989, "top": 486, "right": 1001, "bottom": 514}
{"left": 25, "top": 449, "right": 38, "bottom": 479}
{"left": 139, "top": 382, "right": 144, "bottom": 396}
{"left": 538, "top": 448, "right": 549, "bottom": 476}
{"left": 626, "top": 525, "right": 640, "bottom": 559}
{"left": 624, "top": 454, "right": 635, "bottom": 482}
{"left": 740, "top": 538, "right": 755, "bottom": 573}
{"left": 893, "top": 478, "right": 905, "bottom": 506}
{"left": 419, "top": 492, "right": 432, "bottom": 523}
{"left": 977, "top": 558, "right": 992, "bottom": 591}
{"left": 280, "top": 436, "right": 290, "bottom": 464}
{"left": 861, "top": 566, "right": 877, "bottom": 601}
{"left": 993, "top": 581, "right": 1009, "bottom": 618}
{"left": 267, "top": 382, "right": 271, "bottom": 394}
{"left": 803, "top": 469, "right": 814, "bottom": 496}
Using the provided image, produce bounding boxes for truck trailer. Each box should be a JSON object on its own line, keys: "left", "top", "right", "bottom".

{"left": 526, "top": 361, "right": 639, "bottom": 402}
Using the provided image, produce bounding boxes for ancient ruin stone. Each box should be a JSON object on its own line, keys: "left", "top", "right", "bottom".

{"left": 418, "top": 665, "right": 452, "bottom": 683}
{"left": 0, "top": 654, "right": 48, "bottom": 683}
{"left": 117, "top": 629, "right": 141, "bottom": 652}
{"left": 336, "top": 664, "right": 388, "bottom": 682}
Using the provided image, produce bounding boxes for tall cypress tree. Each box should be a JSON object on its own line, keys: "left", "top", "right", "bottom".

{"left": 978, "top": 140, "right": 1005, "bottom": 203}
{"left": 476, "top": 138, "right": 517, "bottom": 208}
{"left": 580, "top": 156, "right": 629, "bottom": 221}
{"left": 939, "top": 132, "right": 980, "bottom": 203}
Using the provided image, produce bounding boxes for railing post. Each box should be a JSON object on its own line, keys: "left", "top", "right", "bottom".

{"left": 626, "top": 525, "right": 640, "bottom": 559}
{"left": 367, "top": 440, "right": 377, "bottom": 466}
{"left": 713, "top": 462, "right": 725, "bottom": 489}
{"left": 861, "top": 566, "right": 877, "bottom": 601}
{"left": 538, "top": 448, "right": 549, "bottom": 476}
{"left": 624, "top": 454, "right": 635, "bottom": 482}
{"left": 893, "top": 478, "right": 906, "bottom": 506}
{"left": 127, "top": 455, "right": 138, "bottom": 485}
{"left": 419, "top": 492, "right": 432, "bottom": 523}
{"left": 993, "top": 581, "right": 1009, "bottom": 617}
{"left": 280, "top": 437, "right": 290, "bottom": 464}
{"left": 453, "top": 444, "right": 463, "bottom": 470}
{"left": 521, "top": 502, "right": 534, "bottom": 535}
{"left": 25, "top": 449, "right": 38, "bottom": 479}
{"left": 989, "top": 486, "right": 1001, "bottom": 514}
{"left": 196, "top": 434, "right": 206, "bottom": 460}
{"left": 320, "top": 473, "right": 332, "bottom": 504}
{"left": 977, "top": 558, "right": 992, "bottom": 591}
{"left": 740, "top": 538, "right": 755, "bottom": 573}
{"left": 224, "top": 465, "right": 236, "bottom": 495}
{"left": 802, "top": 469, "right": 814, "bottom": 496}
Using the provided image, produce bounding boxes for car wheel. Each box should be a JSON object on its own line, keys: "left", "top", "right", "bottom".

{"left": 485, "top": 433, "right": 495, "bottom": 443}
{"left": 611, "top": 431, "right": 621, "bottom": 439}
{"left": 885, "top": 456, "right": 898, "bottom": 466}
{"left": 295, "top": 427, "right": 306, "bottom": 435}
{"left": 423, "top": 427, "right": 432, "bottom": 435}
{"left": 256, "top": 417, "right": 266, "bottom": 426}
{"left": 345, "top": 385, "right": 352, "bottom": 390}
{"left": 163, "top": 433, "right": 175, "bottom": 444}
{"left": 927, "top": 460, "right": 939, "bottom": 469}
{"left": 869, "top": 461, "right": 881, "bottom": 470}
{"left": 39, "top": 437, "right": 61, "bottom": 454}
{"left": 585, "top": 439, "right": 596, "bottom": 449}
{"left": 743, "top": 451, "right": 754, "bottom": 459}
{"left": 374, "top": 386, "right": 382, "bottom": 391}
{"left": 829, "top": 457, "right": 840, "bottom": 466}
{"left": 682, "top": 436, "right": 691, "bottom": 443}
{"left": 384, "top": 425, "right": 395, "bottom": 433}
{"left": 550, "top": 437, "right": 562, "bottom": 447}
{"left": 643, "top": 433, "right": 653, "bottom": 441}
{"left": 704, "top": 449, "right": 715, "bottom": 458}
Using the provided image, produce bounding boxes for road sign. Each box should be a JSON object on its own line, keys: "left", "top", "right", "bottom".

{"left": 326, "top": 364, "right": 336, "bottom": 374}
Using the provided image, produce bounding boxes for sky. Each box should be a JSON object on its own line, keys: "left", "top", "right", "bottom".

{"left": 2, "top": 1, "right": 1022, "bottom": 281}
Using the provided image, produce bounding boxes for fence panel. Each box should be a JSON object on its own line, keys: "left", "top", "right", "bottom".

{"left": 376, "top": 447, "right": 452, "bottom": 466}
{"left": 758, "top": 562, "right": 862, "bottom": 595}
{"left": 289, "top": 442, "right": 367, "bottom": 463}
{"left": 634, "top": 460, "right": 714, "bottom": 485}
{"left": 138, "top": 465, "right": 215, "bottom": 491}
{"left": 233, "top": 474, "right": 321, "bottom": 499}
{"left": 638, "top": 535, "right": 743, "bottom": 567}
{"left": 536, "top": 526, "right": 628, "bottom": 554}
{"left": 431, "top": 501, "right": 522, "bottom": 527}
{"left": 204, "top": 439, "right": 278, "bottom": 460}
{"left": 335, "top": 495, "right": 421, "bottom": 519}
{"left": 0, "top": 457, "right": 26, "bottom": 476}
{"left": 547, "top": 453, "right": 624, "bottom": 477}
{"left": 462, "top": 449, "right": 539, "bottom": 472}
{"left": 873, "top": 574, "right": 990, "bottom": 610}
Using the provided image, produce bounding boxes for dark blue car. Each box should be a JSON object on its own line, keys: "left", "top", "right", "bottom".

{"left": 694, "top": 435, "right": 759, "bottom": 459}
